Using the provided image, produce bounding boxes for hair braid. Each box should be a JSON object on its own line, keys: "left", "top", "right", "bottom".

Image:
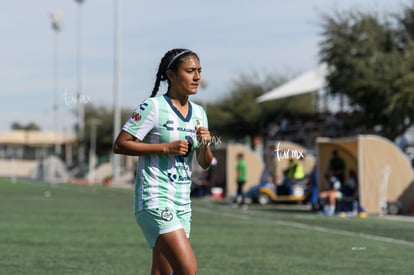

{"left": 149, "top": 48, "right": 198, "bottom": 97}
{"left": 149, "top": 74, "right": 162, "bottom": 98}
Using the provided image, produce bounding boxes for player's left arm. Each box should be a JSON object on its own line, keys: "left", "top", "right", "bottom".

{"left": 195, "top": 126, "right": 214, "bottom": 169}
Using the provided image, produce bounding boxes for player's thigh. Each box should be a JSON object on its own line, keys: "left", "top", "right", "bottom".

{"left": 155, "top": 229, "right": 197, "bottom": 274}
{"left": 151, "top": 246, "right": 173, "bottom": 275}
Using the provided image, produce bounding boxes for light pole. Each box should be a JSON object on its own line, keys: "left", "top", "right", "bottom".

{"left": 74, "top": 0, "right": 86, "bottom": 172}
{"left": 50, "top": 11, "right": 64, "bottom": 156}
{"left": 200, "top": 79, "right": 208, "bottom": 112}
{"left": 112, "top": 0, "right": 121, "bottom": 184}
{"left": 88, "top": 118, "right": 101, "bottom": 184}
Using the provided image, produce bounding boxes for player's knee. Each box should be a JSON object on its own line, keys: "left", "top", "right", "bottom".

{"left": 174, "top": 260, "right": 197, "bottom": 275}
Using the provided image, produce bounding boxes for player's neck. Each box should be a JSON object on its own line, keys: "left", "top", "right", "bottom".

{"left": 167, "top": 91, "right": 188, "bottom": 106}
{"left": 167, "top": 93, "right": 189, "bottom": 117}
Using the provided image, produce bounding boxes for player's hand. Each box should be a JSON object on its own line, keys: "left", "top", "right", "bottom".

{"left": 195, "top": 126, "right": 211, "bottom": 146}
{"left": 166, "top": 140, "right": 189, "bottom": 155}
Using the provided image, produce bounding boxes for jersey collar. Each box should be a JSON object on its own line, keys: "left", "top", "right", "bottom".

{"left": 163, "top": 94, "right": 192, "bottom": 122}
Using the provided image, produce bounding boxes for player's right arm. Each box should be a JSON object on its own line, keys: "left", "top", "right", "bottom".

{"left": 113, "top": 131, "right": 189, "bottom": 156}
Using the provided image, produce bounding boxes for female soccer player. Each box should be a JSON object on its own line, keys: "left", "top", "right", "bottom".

{"left": 113, "top": 48, "right": 214, "bottom": 275}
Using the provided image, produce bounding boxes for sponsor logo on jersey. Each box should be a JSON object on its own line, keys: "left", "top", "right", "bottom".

{"left": 163, "top": 120, "right": 174, "bottom": 130}
{"left": 131, "top": 111, "right": 141, "bottom": 121}
{"left": 168, "top": 172, "right": 177, "bottom": 182}
{"left": 177, "top": 127, "right": 196, "bottom": 133}
{"left": 162, "top": 120, "right": 196, "bottom": 133}
{"left": 168, "top": 172, "right": 191, "bottom": 183}
{"left": 139, "top": 102, "right": 148, "bottom": 110}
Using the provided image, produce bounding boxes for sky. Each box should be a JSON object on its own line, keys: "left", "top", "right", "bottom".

{"left": 1, "top": 0, "right": 411, "bottom": 134}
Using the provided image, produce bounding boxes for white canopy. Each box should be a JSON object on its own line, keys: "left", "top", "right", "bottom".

{"left": 256, "top": 63, "right": 328, "bottom": 103}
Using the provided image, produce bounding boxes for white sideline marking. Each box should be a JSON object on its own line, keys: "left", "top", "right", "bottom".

{"left": 193, "top": 206, "right": 414, "bottom": 247}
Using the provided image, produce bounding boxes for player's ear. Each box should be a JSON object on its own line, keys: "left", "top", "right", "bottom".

{"left": 166, "top": 70, "right": 175, "bottom": 82}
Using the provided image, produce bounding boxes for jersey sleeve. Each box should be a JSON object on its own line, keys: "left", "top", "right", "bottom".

{"left": 199, "top": 105, "right": 208, "bottom": 128}
{"left": 122, "top": 98, "right": 156, "bottom": 141}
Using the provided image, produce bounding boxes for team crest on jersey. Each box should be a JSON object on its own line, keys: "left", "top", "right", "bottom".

{"left": 131, "top": 111, "right": 141, "bottom": 121}
{"left": 161, "top": 208, "right": 173, "bottom": 221}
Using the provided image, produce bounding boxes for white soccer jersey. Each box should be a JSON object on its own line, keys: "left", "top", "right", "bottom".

{"left": 122, "top": 94, "right": 209, "bottom": 212}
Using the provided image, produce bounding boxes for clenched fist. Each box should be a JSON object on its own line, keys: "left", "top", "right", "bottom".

{"left": 195, "top": 126, "right": 211, "bottom": 146}
{"left": 166, "top": 140, "right": 189, "bottom": 155}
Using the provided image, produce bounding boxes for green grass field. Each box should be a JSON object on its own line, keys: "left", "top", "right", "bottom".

{"left": 1, "top": 178, "right": 414, "bottom": 275}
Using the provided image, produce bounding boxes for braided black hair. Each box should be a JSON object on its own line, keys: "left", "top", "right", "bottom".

{"left": 150, "top": 48, "right": 199, "bottom": 97}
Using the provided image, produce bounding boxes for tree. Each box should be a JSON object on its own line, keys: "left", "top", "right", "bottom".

{"left": 319, "top": 6, "right": 414, "bottom": 139}
{"left": 207, "top": 77, "right": 263, "bottom": 144}
{"left": 11, "top": 122, "right": 41, "bottom": 131}
{"left": 206, "top": 72, "right": 316, "bottom": 145}
{"left": 81, "top": 104, "right": 132, "bottom": 160}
